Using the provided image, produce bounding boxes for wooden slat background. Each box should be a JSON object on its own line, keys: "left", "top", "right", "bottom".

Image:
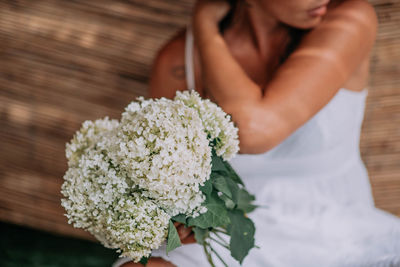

{"left": 0, "top": 0, "right": 399, "bottom": 240}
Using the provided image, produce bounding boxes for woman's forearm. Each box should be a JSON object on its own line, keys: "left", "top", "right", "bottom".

{"left": 192, "top": 17, "right": 280, "bottom": 154}
{"left": 192, "top": 15, "right": 282, "bottom": 153}
{"left": 193, "top": 17, "right": 276, "bottom": 153}
{"left": 193, "top": 18, "right": 262, "bottom": 109}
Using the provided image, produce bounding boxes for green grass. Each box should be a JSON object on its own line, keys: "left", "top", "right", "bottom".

{"left": 0, "top": 222, "right": 119, "bottom": 267}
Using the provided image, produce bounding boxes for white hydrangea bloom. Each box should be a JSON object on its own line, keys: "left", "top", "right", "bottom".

{"left": 174, "top": 90, "right": 240, "bottom": 160}
{"left": 91, "top": 193, "right": 169, "bottom": 262}
{"left": 61, "top": 118, "right": 169, "bottom": 262}
{"left": 117, "top": 97, "right": 212, "bottom": 217}
{"left": 61, "top": 94, "right": 237, "bottom": 261}
{"left": 61, "top": 150, "right": 129, "bottom": 229}
{"left": 65, "top": 117, "right": 119, "bottom": 167}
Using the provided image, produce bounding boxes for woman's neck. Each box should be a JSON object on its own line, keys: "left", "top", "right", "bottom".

{"left": 224, "top": 2, "right": 290, "bottom": 59}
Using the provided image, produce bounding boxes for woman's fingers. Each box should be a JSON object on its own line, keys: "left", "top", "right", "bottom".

{"left": 121, "top": 257, "right": 176, "bottom": 267}
{"left": 181, "top": 232, "right": 196, "bottom": 244}
{"left": 173, "top": 222, "right": 196, "bottom": 244}
{"left": 176, "top": 224, "right": 192, "bottom": 240}
{"left": 194, "top": 0, "right": 230, "bottom": 25}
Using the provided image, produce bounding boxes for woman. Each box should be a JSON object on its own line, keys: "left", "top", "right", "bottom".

{"left": 114, "top": 0, "right": 400, "bottom": 266}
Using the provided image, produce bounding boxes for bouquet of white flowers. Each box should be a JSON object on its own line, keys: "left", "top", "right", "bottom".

{"left": 61, "top": 91, "right": 257, "bottom": 266}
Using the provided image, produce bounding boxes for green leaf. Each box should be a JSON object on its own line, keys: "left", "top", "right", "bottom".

{"left": 223, "top": 161, "right": 244, "bottom": 186}
{"left": 187, "top": 192, "right": 230, "bottom": 229}
{"left": 228, "top": 210, "right": 255, "bottom": 263}
{"left": 166, "top": 220, "right": 182, "bottom": 254}
{"left": 236, "top": 189, "right": 257, "bottom": 213}
{"left": 219, "top": 194, "right": 236, "bottom": 209}
{"left": 211, "top": 153, "right": 228, "bottom": 172}
{"left": 224, "top": 175, "right": 240, "bottom": 202}
{"left": 193, "top": 227, "right": 208, "bottom": 245}
{"left": 200, "top": 178, "right": 213, "bottom": 195}
{"left": 212, "top": 172, "right": 256, "bottom": 212}
{"left": 222, "top": 177, "right": 256, "bottom": 213}
{"left": 212, "top": 175, "right": 232, "bottom": 198}
{"left": 139, "top": 256, "right": 149, "bottom": 265}
{"left": 171, "top": 214, "right": 187, "bottom": 224}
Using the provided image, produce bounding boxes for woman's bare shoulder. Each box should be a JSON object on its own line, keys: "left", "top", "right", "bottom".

{"left": 322, "top": 0, "right": 377, "bottom": 90}
{"left": 284, "top": 0, "right": 377, "bottom": 89}
{"left": 148, "top": 28, "right": 188, "bottom": 99}
{"left": 324, "top": 0, "right": 378, "bottom": 29}
{"left": 299, "top": 0, "right": 377, "bottom": 47}
{"left": 317, "top": 0, "right": 378, "bottom": 45}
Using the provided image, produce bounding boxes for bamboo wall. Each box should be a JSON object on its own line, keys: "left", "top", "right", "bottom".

{"left": 361, "top": 0, "right": 400, "bottom": 216}
{"left": 0, "top": 0, "right": 399, "bottom": 240}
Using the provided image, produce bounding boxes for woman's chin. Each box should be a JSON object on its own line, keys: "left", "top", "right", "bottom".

{"left": 291, "top": 16, "right": 324, "bottom": 30}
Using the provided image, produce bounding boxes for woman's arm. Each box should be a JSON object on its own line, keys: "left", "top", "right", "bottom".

{"left": 119, "top": 258, "right": 175, "bottom": 267}
{"left": 148, "top": 29, "right": 187, "bottom": 99}
{"left": 149, "top": 29, "right": 192, "bottom": 99}
{"left": 116, "top": 223, "right": 194, "bottom": 267}
{"left": 193, "top": 0, "right": 377, "bottom": 154}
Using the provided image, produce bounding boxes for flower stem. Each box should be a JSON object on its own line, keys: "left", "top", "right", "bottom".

{"left": 209, "top": 245, "right": 229, "bottom": 267}
{"left": 213, "top": 228, "right": 229, "bottom": 235}
{"left": 209, "top": 236, "right": 229, "bottom": 250}
{"left": 212, "top": 231, "right": 229, "bottom": 245}
{"left": 203, "top": 242, "right": 216, "bottom": 267}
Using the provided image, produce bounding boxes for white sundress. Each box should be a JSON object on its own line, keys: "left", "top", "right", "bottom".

{"left": 113, "top": 26, "right": 400, "bottom": 267}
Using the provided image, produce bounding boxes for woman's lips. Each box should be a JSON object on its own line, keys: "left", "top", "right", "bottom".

{"left": 308, "top": 4, "right": 328, "bottom": 17}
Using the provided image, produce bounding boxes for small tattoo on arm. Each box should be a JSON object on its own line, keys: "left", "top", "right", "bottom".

{"left": 171, "top": 65, "right": 185, "bottom": 80}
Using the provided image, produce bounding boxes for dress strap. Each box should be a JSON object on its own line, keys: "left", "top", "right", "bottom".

{"left": 185, "top": 23, "right": 195, "bottom": 91}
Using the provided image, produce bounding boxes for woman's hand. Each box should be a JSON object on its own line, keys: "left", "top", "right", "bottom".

{"left": 120, "top": 258, "right": 175, "bottom": 267}
{"left": 174, "top": 222, "right": 196, "bottom": 244}
{"left": 119, "top": 224, "right": 196, "bottom": 267}
{"left": 193, "top": 0, "right": 230, "bottom": 27}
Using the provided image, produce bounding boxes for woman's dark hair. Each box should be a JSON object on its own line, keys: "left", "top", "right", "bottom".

{"left": 218, "top": 0, "right": 240, "bottom": 34}
{"left": 218, "top": 0, "right": 308, "bottom": 64}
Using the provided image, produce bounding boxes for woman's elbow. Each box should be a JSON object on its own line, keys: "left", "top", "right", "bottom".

{"left": 237, "top": 129, "right": 279, "bottom": 154}
{"left": 235, "top": 111, "right": 286, "bottom": 154}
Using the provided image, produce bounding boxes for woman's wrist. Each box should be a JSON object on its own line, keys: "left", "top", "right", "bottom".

{"left": 193, "top": 0, "right": 229, "bottom": 27}
{"left": 193, "top": 16, "right": 227, "bottom": 60}
{"left": 119, "top": 257, "right": 175, "bottom": 267}
{"left": 192, "top": 0, "right": 230, "bottom": 45}
{"left": 192, "top": 16, "right": 220, "bottom": 47}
